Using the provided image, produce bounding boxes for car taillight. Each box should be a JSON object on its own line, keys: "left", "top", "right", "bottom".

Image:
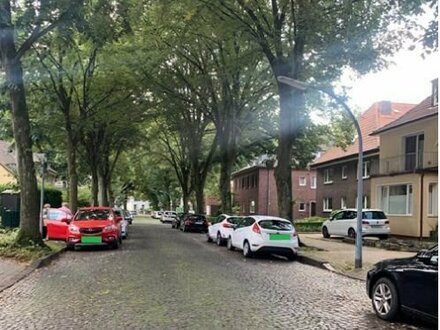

{"left": 185, "top": 220, "right": 193, "bottom": 225}
{"left": 292, "top": 231, "right": 298, "bottom": 237}
{"left": 223, "top": 223, "right": 234, "bottom": 228}
{"left": 252, "top": 223, "right": 261, "bottom": 234}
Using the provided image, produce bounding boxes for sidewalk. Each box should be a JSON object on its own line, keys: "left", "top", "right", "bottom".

{"left": 298, "top": 233, "right": 416, "bottom": 281}
{"left": 0, "top": 257, "right": 30, "bottom": 293}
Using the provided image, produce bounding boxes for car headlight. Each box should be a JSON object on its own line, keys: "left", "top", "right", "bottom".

{"left": 69, "top": 225, "right": 80, "bottom": 233}
{"left": 103, "top": 225, "right": 116, "bottom": 233}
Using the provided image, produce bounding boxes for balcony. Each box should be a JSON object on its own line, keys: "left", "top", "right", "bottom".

{"left": 379, "top": 152, "right": 438, "bottom": 175}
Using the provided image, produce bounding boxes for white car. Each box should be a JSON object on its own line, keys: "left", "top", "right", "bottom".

{"left": 227, "top": 215, "right": 299, "bottom": 260}
{"left": 152, "top": 211, "right": 163, "bottom": 219}
{"left": 321, "top": 208, "right": 390, "bottom": 239}
{"left": 207, "top": 214, "right": 243, "bottom": 246}
{"left": 161, "top": 211, "right": 177, "bottom": 223}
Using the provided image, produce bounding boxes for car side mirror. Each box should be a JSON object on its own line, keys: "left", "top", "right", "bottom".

{"left": 115, "top": 216, "right": 123, "bottom": 223}
{"left": 329, "top": 217, "right": 334, "bottom": 221}
{"left": 416, "top": 249, "right": 433, "bottom": 262}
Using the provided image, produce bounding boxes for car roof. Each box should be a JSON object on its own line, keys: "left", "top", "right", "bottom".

{"left": 246, "top": 215, "right": 292, "bottom": 222}
{"left": 335, "top": 208, "right": 384, "bottom": 212}
{"left": 78, "top": 206, "right": 113, "bottom": 210}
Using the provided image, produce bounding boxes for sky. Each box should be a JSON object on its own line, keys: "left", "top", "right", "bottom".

{"left": 342, "top": 50, "right": 438, "bottom": 112}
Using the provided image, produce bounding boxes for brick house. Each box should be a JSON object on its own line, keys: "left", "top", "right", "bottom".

{"left": 310, "top": 101, "right": 415, "bottom": 217}
{"left": 231, "top": 164, "right": 316, "bottom": 220}
{"left": 370, "top": 79, "right": 438, "bottom": 238}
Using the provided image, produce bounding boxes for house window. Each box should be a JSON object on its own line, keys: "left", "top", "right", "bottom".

{"left": 429, "top": 183, "right": 438, "bottom": 216}
{"left": 405, "top": 134, "right": 424, "bottom": 171}
{"left": 342, "top": 166, "right": 347, "bottom": 179}
{"left": 311, "top": 176, "right": 317, "bottom": 189}
{"left": 299, "top": 176, "right": 306, "bottom": 186}
{"left": 363, "top": 161, "right": 370, "bottom": 178}
{"left": 298, "top": 202, "right": 306, "bottom": 212}
{"left": 323, "top": 197, "right": 333, "bottom": 212}
{"left": 356, "top": 195, "right": 369, "bottom": 208}
{"left": 250, "top": 200, "right": 256, "bottom": 214}
{"left": 341, "top": 197, "right": 347, "bottom": 209}
{"left": 379, "top": 184, "right": 413, "bottom": 215}
{"left": 324, "top": 169, "right": 333, "bottom": 184}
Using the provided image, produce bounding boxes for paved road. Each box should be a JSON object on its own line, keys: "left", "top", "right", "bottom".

{"left": 0, "top": 217, "right": 435, "bottom": 329}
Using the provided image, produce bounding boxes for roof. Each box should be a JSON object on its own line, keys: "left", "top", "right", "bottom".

{"left": 0, "top": 141, "right": 16, "bottom": 167}
{"left": 312, "top": 102, "right": 415, "bottom": 167}
{"left": 372, "top": 96, "right": 438, "bottom": 135}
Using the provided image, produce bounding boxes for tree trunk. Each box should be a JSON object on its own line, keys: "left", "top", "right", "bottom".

{"left": 273, "top": 79, "right": 305, "bottom": 221}
{"left": 0, "top": 2, "right": 42, "bottom": 245}
{"left": 218, "top": 134, "right": 236, "bottom": 214}
{"left": 182, "top": 191, "right": 190, "bottom": 213}
{"left": 91, "top": 167, "right": 99, "bottom": 206}
{"left": 97, "top": 168, "right": 108, "bottom": 206}
{"left": 194, "top": 183, "right": 205, "bottom": 214}
{"left": 66, "top": 135, "right": 78, "bottom": 212}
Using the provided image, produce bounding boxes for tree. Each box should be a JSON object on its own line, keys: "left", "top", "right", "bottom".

{"left": 0, "top": 0, "right": 81, "bottom": 245}
{"left": 204, "top": 0, "right": 433, "bottom": 220}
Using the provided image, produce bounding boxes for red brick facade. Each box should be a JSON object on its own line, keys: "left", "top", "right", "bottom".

{"left": 232, "top": 166, "right": 317, "bottom": 220}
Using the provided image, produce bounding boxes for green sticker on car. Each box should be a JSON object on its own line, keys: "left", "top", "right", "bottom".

{"left": 269, "top": 234, "right": 291, "bottom": 240}
{"left": 81, "top": 236, "right": 102, "bottom": 244}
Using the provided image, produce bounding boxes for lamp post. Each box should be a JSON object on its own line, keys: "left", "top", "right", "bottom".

{"left": 38, "top": 154, "right": 47, "bottom": 236}
{"left": 277, "top": 76, "right": 364, "bottom": 269}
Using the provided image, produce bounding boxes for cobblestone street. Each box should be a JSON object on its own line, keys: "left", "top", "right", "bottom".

{"left": 0, "top": 218, "right": 435, "bottom": 329}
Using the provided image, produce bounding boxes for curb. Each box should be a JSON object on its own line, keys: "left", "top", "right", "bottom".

{"left": 0, "top": 247, "right": 66, "bottom": 294}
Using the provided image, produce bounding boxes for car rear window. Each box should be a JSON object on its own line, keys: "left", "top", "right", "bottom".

{"left": 189, "top": 215, "right": 206, "bottom": 221}
{"left": 362, "top": 211, "right": 387, "bottom": 220}
{"left": 227, "top": 217, "right": 242, "bottom": 224}
{"left": 258, "top": 219, "right": 293, "bottom": 231}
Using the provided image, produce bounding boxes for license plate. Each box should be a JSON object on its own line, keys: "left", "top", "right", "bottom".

{"left": 195, "top": 221, "right": 203, "bottom": 224}
{"left": 371, "top": 225, "right": 383, "bottom": 228}
{"left": 81, "top": 236, "right": 102, "bottom": 244}
{"left": 269, "top": 234, "right": 291, "bottom": 241}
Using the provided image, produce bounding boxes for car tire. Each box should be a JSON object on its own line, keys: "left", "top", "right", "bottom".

{"left": 287, "top": 252, "right": 297, "bottom": 261}
{"left": 112, "top": 240, "right": 120, "bottom": 250}
{"left": 216, "top": 233, "right": 223, "bottom": 246}
{"left": 322, "top": 226, "right": 330, "bottom": 238}
{"left": 182, "top": 225, "right": 187, "bottom": 232}
{"left": 206, "top": 233, "right": 213, "bottom": 243}
{"left": 243, "top": 241, "right": 253, "bottom": 258}
{"left": 371, "top": 277, "right": 400, "bottom": 321}
{"left": 227, "top": 237, "right": 235, "bottom": 251}
{"left": 348, "top": 228, "right": 356, "bottom": 239}
{"left": 42, "top": 226, "right": 47, "bottom": 240}
{"left": 66, "top": 244, "right": 75, "bottom": 251}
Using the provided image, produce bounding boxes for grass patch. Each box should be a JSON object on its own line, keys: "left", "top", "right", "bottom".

{"left": 0, "top": 228, "right": 65, "bottom": 263}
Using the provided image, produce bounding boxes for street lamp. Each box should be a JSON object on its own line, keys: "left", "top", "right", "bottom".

{"left": 277, "top": 76, "right": 364, "bottom": 269}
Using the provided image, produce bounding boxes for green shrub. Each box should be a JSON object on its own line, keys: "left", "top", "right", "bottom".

{"left": 294, "top": 221, "right": 323, "bottom": 232}
{"left": 38, "top": 186, "right": 62, "bottom": 208}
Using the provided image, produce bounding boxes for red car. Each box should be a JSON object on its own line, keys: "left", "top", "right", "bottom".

{"left": 43, "top": 208, "right": 72, "bottom": 241}
{"left": 66, "top": 207, "right": 123, "bottom": 250}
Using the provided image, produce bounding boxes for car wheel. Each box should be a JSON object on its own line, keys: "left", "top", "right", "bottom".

{"left": 286, "top": 252, "right": 297, "bottom": 261}
{"left": 227, "top": 237, "right": 235, "bottom": 251}
{"left": 66, "top": 244, "right": 75, "bottom": 251}
{"left": 243, "top": 241, "right": 252, "bottom": 258}
{"left": 372, "top": 277, "right": 400, "bottom": 321}
{"left": 348, "top": 228, "right": 356, "bottom": 239}
{"left": 112, "top": 240, "right": 120, "bottom": 250}
{"left": 322, "top": 226, "right": 330, "bottom": 238}
{"left": 182, "top": 225, "right": 187, "bottom": 232}
{"left": 216, "top": 233, "right": 223, "bottom": 246}
{"left": 206, "top": 233, "right": 213, "bottom": 243}
{"left": 42, "top": 226, "right": 47, "bottom": 240}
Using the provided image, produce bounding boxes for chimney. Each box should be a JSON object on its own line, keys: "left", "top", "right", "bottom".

{"left": 431, "top": 78, "right": 438, "bottom": 107}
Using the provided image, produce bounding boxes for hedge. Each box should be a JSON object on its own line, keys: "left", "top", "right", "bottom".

{"left": 38, "top": 187, "right": 63, "bottom": 208}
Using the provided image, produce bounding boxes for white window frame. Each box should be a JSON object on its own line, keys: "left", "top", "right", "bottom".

{"left": 356, "top": 195, "right": 369, "bottom": 208}
{"left": 250, "top": 200, "right": 256, "bottom": 214}
{"left": 362, "top": 161, "right": 370, "bottom": 179}
{"left": 323, "top": 197, "right": 333, "bottom": 212}
{"left": 378, "top": 184, "right": 413, "bottom": 216}
{"left": 311, "top": 176, "right": 317, "bottom": 189}
{"left": 324, "top": 169, "right": 333, "bottom": 184}
{"left": 299, "top": 176, "right": 306, "bottom": 186}
{"left": 428, "top": 183, "right": 438, "bottom": 216}
{"left": 298, "top": 202, "right": 306, "bottom": 212}
{"left": 341, "top": 197, "right": 347, "bottom": 209}
{"left": 341, "top": 165, "right": 347, "bottom": 179}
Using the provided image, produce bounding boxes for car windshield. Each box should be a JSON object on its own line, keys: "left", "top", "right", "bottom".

{"left": 75, "top": 210, "right": 111, "bottom": 221}
{"left": 258, "top": 219, "right": 293, "bottom": 231}
{"left": 362, "top": 211, "right": 387, "bottom": 220}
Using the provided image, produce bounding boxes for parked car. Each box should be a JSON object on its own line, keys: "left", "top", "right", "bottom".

{"left": 124, "top": 210, "right": 133, "bottom": 224}
{"left": 321, "top": 209, "right": 390, "bottom": 239}
{"left": 43, "top": 208, "right": 73, "bottom": 241}
{"left": 227, "top": 215, "right": 299, "bottom": 260}
{"left": 66, "top": 207, "right": 123, "bottom": 250}
{"left": 114, "top": 209, "right": 129, "bottom": 239}
{"left": 129, "top": 210, "right": 137, "bottom": 216}
{"left": 161, "top": 211, "right": 177, "bottom": 223}
{"left": 172, "top": 213, "right": 188, "bottom": 229}
{"left": 152, "top": 211, "right": 163, "bottom": 219}
{"left": 207, "top": 214, "right": 243, "bottom": 246}
{"left": 180, "top": 214, "right": 208, "bottom": 233}
{"left": 366, "top": 245, "right": 438, "bottom": 323}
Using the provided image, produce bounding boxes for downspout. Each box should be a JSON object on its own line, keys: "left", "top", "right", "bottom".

{"left": 419, "top": 173, "right": 424, "bottom": 240}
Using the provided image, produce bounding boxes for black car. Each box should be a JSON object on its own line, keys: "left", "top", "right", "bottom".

{"left": 366, "top": 245, "right": 438, "bottom": 323}
{"left": 180, "top": 214, "right": 208, "bottom": 233}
